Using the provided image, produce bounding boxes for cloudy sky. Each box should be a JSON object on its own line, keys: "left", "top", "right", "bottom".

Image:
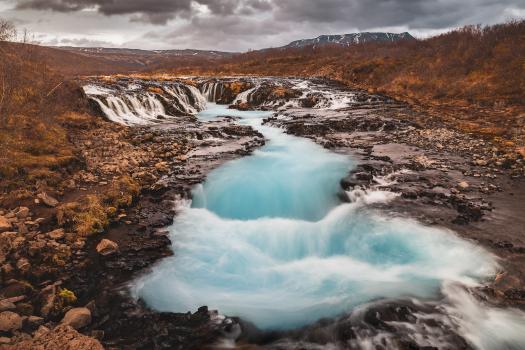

{"left": 0, "top": 0, "right": 524, "bottom": 51}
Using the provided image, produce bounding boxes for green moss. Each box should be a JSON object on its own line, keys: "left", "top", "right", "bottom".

{"left": 58, "top": 288, "right": 77, "bottom": 305}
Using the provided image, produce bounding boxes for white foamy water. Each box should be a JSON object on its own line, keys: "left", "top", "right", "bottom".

{"left": 132, "top": 103, "right": 525, "bottom": 349}
{"left": 83, "top": 80, "right": 208, "bottom": 125}
{"left": 85, "top": 79, "right": 525, "bottom": 348}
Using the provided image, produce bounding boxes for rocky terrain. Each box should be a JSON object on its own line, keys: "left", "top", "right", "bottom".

{"left": 0, "top": 100, "right": 264, "bottom": 348}
{"left": 1, "top": 76, "right": 524, "bottom": 349}
{"left": 260, "top": 81, "right": 525, "bottom": 304}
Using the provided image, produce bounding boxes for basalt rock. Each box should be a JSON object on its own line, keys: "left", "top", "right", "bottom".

{"left": 61, "top": 307, "right": 92, "bottom": 330}
{"left": 95, "top": 239, "right": 119, "bottom": 256}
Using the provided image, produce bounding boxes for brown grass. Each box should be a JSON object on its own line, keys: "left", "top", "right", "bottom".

{"left": 158, "top": 20, "right": 525, "bottom": 143}
{"left": 56, "top": 176, "right": 140, "bottom": 236}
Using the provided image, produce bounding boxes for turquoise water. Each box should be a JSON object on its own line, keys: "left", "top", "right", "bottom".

{"left": 134, "top": 103, "right": 497, "bottom": 330}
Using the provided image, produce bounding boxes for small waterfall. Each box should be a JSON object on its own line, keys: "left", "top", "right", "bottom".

{"left": 165, "top": 84, "right": 207, "bottom": 114}
{"left": 200, "top": 81, "right": 225, "bottom": 102}
{"left": 233, "top": 85, "right": 257, "bottom": 105}
{"left": 90, "top": 93, "right": 166, "bottom": 125}
{"left": 83, "top": 80, "right": 208, "bottom": 126}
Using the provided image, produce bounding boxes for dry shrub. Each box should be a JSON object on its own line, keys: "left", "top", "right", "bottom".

{"left": 56, "top": 176, "right": 140, "bottom": 237}
{"left": 158, "top": 20, "right": 525, "bottom": 140}
{"left": 0, "top": 114, "right": 76, "bottom": 190}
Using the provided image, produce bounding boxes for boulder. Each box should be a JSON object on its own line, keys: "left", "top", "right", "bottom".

{"left": 15, "top": 207, "right": 30, "bottom": 220}
{"left": 15, "top": 258, "right": 31, "bottom": 274}
{"left": 96, "top": 239, "right": 118, "bottom": 256}
{"left": 0, "top": 300, "right": 16, "bottom": 312}
{"left": 458, "top": 181, "right": 469, "bottom": 190}
{"left": 0, "top": 217, "right": 12, "bottom": 233}
{"left": 26, "top": 315, "right": 44, "bottom": 329}
{"left": 474, "top": 159, "right": 488, "bottom": 166}
{"left": 0, "top": 311, "right": 23, "bottom": 332}
{"left": 39, "top": 284, "right": 57, "bottom": 318}
{"left": 47, "top": 229, "right": 65, "bottom": 240}
{"left": 61, "top": 307, "right": 91, "bottom": 330}
{"left": 37, "top": 192, "right": 59, "bottom": 207}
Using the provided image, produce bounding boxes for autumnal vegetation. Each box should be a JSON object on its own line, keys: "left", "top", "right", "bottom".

{"left": 0, "top": 21, "right": 142, "bottom": 240}
{"left": 158, "top": 20, "right": 525, "bottom": 144}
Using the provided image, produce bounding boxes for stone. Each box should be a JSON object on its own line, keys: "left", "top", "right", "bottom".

{"left": 0, "top": 216, "right": 12, "bottom": 233}
{"left": 26, "top": 315, "right": 44, "bottom": 329}
{"left": 0, "top": 300, "right": 16, "bottom": 312}
{"left": 37, "top": 192, "right": 59, "bottom": 207}
{"left": 15, "top": 302, "right": 33, "bottom": 316}
{"left": 0, "top": 311, "right": 23, "bottom": 332}
{"left": 39, "top": 284, "right": 57, "bottom": 318}
{"left": 96, "top": 239, "right": 118, "bottom": 256}
{"left": 11, "top": 237, "right": 25, "bottom": 249}
{"left": 16, "top": 258, "right": 31, "bottom": 273}
{"left": 28, "top": 240, "right": 46, "bottom": 257}
{"left": 15, "top": 207, "right": 30, "bottom": 219}
{"left": 474, "top": 159, "right": 488, "bottom": 166}
{"left": 47, "top": 229, "right": 65, "bottom": 240}
{"left": 61, "top": 307, "right": 92, "bottom": 330}
{"left": 155, "top": 161, "right": 169, "bottom": 172}
{"left": 458, "top": 181, "right": 469, "bottom": 189}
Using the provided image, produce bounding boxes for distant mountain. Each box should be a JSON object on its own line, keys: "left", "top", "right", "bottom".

{"left": 59, "top": 47, "right": 234, "bottom": 59}
{"left": 283, "top": 32, "right": 415, "bottom": 49}
{"left": 56, "top": 47, "right": 236, "bottom": 70}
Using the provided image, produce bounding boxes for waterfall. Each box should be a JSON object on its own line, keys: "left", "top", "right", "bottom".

{"left": 200, "top": 81, "right": 225, "bottom": 102}
{"left": 232, "top": 85, "right": 257, "bottom": 105}
{"left": 83, "top": 80, "right": 208, "bottom": 126}
{"left": 164, "top": 84, "right": 207, "bottom": 114}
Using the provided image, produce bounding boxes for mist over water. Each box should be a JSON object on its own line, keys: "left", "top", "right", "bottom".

{"left": 133, "top": 103, "right": 499, "bottom": 331}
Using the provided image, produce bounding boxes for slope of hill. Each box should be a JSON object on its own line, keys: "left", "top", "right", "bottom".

{"left": 58, "top": 46, "right": 235, "bottom": 70}
{"left": 284, "top": 32, "right": 415, "bottom": 48}
{"left": 156, "top": 21, "right": 525, "bottom": 145}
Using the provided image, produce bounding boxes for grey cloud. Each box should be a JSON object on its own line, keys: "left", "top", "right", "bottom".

{"left": 5, "top": 0, "right": 525, "bottom": 51}
{"left": 271, "top": 0, "right": 525, "bottom": 29}
{"left": 14, "top": 0, "right": 267, "bottom": 24}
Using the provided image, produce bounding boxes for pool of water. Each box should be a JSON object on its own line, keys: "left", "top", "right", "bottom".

{"left": 133, "top": 103, "right": 497, "bottom": 330}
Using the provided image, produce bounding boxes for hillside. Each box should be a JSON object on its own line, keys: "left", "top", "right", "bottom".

{"left": 2, "top": 22, "right": 524, "bottom": 146}
{"left": 157, "top": 21, "right": 525, "bottom": 146}
{"left": 57, "top": 46, "right": 235, "bottom": 71}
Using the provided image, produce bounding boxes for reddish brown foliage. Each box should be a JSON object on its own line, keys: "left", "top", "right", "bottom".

{"left": 159, "top": 21, "right": 525, "bottom": 141}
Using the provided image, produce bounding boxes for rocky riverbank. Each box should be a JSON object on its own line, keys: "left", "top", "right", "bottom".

{"left": 1, "top": 76, "right": 524, "bottom": 349}
{"left": 261, "top": 82, "right": 525, "bottom": 305}
{"left": 0, "top": 100, "right": 264, "bottom": 348}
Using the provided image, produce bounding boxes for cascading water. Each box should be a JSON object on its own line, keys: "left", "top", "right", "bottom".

{"left": 200, "top": 81, "right": 225, "bottom": 102}
{"left": 82, "top": 77, "right": 525, "bottom": 348}
{"left": 132, "top": 101, "right": 525, "bottom": 349}
{"left": 83, "top": 80, "right": 208, "bottom": 125}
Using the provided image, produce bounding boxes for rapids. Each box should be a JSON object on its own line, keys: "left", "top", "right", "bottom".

{"left": 132, "top": 103, "right": 499, "bottom": 331}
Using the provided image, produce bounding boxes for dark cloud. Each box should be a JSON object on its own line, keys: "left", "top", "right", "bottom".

{"left": 271, "top": 0, "right": 524, "bottom": 29}
{"left": 14, "top": 0, "right": 269, "bottom": 24}
{"left": 5, "top": 0, "right": 525, "bottom": 51}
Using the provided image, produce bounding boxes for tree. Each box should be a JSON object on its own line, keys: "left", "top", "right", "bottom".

{"left": 0, "top": 19, "right": 17, "bottom": 126}
{"left": 0, "top": 19, "right": 16, "bottom": 42}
